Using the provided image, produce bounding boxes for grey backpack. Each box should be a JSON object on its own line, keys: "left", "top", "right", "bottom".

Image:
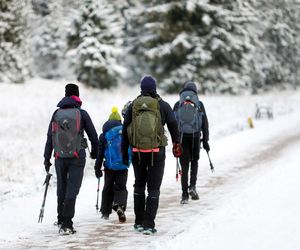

{"left": 52, "top": 108, "right": 83, "bottom": 158}
{"left": 176, "top": 90, "right": 203, "bottom": 134}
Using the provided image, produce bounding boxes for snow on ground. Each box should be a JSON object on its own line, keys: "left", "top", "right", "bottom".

{"left": 161, "top": 141, "right": 300, "bottom": 250}
{"left": 0, "top": 79, "right": 300, "bottom": 249}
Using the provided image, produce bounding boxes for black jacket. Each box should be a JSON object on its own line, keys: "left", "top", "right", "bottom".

{"left": 44, "top": 96, "right": 98, "bottom": 160}
{"left": 173, "top": 98, "right": 209, "bottom": 142}
{"left": 121, "top": 93, "right": 180, "bottom": 153}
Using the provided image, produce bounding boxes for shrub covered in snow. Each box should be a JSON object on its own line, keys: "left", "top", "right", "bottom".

{"left": 66, "top": 0, "right": 126, "bottom": 89}
{"left": 0, "top": 0, "right": 30, "bottom": 83}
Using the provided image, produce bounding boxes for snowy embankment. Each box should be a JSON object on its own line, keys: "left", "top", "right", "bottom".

{"left": 0, "top": 79, "right": 300, "bottom": 250}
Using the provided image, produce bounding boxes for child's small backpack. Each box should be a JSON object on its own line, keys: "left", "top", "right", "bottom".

{"left": 52, "top": 108, "right": 83, "bottom": 158}
{"left": 104, "top": 125, "right": 131, "bottom": 170}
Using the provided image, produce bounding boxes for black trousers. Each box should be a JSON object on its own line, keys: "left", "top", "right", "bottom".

{"left": 100, "top": 168, "right": 128, "bottom": 215}
{"left": 55, "top": 158, "right": 85, "bottom": 228}
{"left": 132, "top": 147, "right": 165, "bottom": 229}
{"left": 179, "top": 134, "right": 200, "bottom": 193}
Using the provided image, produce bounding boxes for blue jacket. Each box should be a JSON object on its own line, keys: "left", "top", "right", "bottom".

{"left": 95, "top": 120, "right": 122, "bottom": 168}
{"left": 44, "top": 96, "right": 98, "bottom": 160}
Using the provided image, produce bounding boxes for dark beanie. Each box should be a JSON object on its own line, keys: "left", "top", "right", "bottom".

{"left": 182, "top": 80, "right": 197, "bottom": 93}
{"left": 140, "top": 76, "right": 157, "bottom": 93}
{"left": 65, "top": 83, "right": 79, "bottom": 97}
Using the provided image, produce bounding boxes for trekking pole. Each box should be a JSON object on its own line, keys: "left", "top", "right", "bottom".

{"left": 176, "top": 158, "right": 179, "bottom": 181}
{"left": 38, "top": 173, "right": 52, "bottom": 223}
{"left": 178, "top": 159, "right": 182, "bottom": 177}
{"left": 95, "top": 177, "right": 100, "bottom": 212}
{"left": 206, "top": 150, "right": 215, "bottom": 173}
{"left": 176, "top": 158, "right": 182, "bottom": 181}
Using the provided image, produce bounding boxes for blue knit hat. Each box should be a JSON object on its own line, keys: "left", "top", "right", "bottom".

{"left": 140, "top": 75, "right": 157, "bottom": 93}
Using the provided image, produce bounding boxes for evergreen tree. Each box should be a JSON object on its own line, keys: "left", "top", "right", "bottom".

{"left": 126, "top": 0, "right": 256, "bottom": 94}
{"left": 251, "top": 0, "right": 300, "bottom": 92}
{"left": 67, "top": 0, "right": 125, "bottom": 89}
{"left": 31, "top": 0, "right": 66, "bottom": 79}
{"left": 0, "top": 0, "right": 30, "bottom": 83}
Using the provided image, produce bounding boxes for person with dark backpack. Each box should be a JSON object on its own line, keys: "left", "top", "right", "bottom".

{"left": 173, "top": 81, "right": 210, "bottom": 204}
{"left": 94, "top": 107, "right": 130, "bottom": 223}
{"left": 122, "top": 75, "right": 181, "bottom": 235}
{"left": 43, "top": 83, "right": 98, "bottom": 235}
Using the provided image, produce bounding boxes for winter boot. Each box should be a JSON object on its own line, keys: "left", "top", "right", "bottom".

{"left": 116, "top": 206, "right": 126, "bottom": 223}
{"left": 101, "top": 213, "right": 109, "bottom": 220}
{"left": 133, "top": 224, "right": 144, "bottom": 232}
{"left": 189, "top": 186, "right": 199, "bottom": 200}
{"left": 143, "top": 227, "right": 157, "bottom": 235}
{"left": 180, "top": 191, "right": 189, "bottom": 204}
{"left": 59, "top": 226, "right": 76, "bottom": 235}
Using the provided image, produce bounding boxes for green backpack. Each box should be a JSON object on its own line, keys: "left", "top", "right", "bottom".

{"left": 127, "top": 96, "right": 167, "bottom": 150}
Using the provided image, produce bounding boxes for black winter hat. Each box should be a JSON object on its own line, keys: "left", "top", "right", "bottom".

{"left": 65, "top": 83, "right": 79, "bottom": 97}
{"left": 182, "top": 80, "right": 197, "bottom": 93}
{"left": 140, "top": 75, "right": 157, "bottom": 93}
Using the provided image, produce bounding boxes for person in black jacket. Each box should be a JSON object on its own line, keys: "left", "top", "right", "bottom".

{"left": 94, "top": 107, "right": 128, "bottom": 223}
{"left": 173, "top": 81, "right": 210, "bottom": 204}
{"left": 43, "top": 83, "right": 98, "bottom": 234}
{"left": 122, "top": 76, "right": 181, "bottom": 235}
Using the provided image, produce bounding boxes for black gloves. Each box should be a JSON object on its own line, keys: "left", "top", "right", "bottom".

{"left": 122, "top": 152, "right": 129, "bottom": 166}
{"left": 172, "top": 143, "right": 183, "bottom": 157}
{"left": 44, "top": 159, "right": 52, "bottom": 173}
{"left": 203, "top": 141, "right": 210, "bottom": 152}
{"left": 90, "top": 150, "right": 97, "bottom": 159}
{"left": 95, "top": 167, "right": 103, "bottom": 178}
{"left": 94, "top": 164, "right": 103, "bottom": 178}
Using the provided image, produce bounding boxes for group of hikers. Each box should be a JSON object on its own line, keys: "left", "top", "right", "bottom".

{"left": 43, "top": 76, "right": 210, "bottom": 235}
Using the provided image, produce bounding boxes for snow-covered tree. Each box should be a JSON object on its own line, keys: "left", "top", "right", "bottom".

{"left": 125, "top": 0, "right": 256, "bottom": 94}
{"left": 250, "top": 0, "right": 300, "bottom": 92}
{"left": 125, "top": 0, "right": 300, "bottom": 94}
{"left": 67, "top": 0, "right": 125, "bottom": 89}
{"left": 0, "top": 0, "right": 30, "bottom": 83}
{"left": 30, "top": 0, "right": 66, "bottom": 79}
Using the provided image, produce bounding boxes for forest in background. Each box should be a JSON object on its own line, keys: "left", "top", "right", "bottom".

{"left": 1, "top": 0, "right": 300, "bottom": 94}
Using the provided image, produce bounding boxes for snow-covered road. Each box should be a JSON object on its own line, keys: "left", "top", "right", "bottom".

{"left": 2, "top": 104, "right": 300, "bottom": 250}
{"left": 1, "top": 80, "right": 300, "bottom": 250}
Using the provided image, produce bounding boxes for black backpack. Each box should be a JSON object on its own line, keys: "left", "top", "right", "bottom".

{"left": 52, "top": 108, "right": 83, "bottom": 158}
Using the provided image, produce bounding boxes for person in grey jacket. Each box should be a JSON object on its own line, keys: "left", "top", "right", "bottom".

{"left": 173, "top": 81, "right": 210, "bottom": 204}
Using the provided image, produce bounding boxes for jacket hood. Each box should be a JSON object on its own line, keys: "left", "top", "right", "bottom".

{"left": 102, "top": 120, "right": 122, "bottom": 133}
{"left": 57, "top": 96, "right": 81, "bottom": 108}
{"left": 180, "top": 81, "right": 197, "bottom": 94}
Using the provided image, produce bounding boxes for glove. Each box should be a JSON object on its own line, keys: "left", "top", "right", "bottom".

{"left": 203, "top": 141, "right": 210, "bottom": 152}
{"left": 122, "top": 152, "right": 129, "bottom": 166}
{"left": 44, "top": 159, "right": 52, "bottom": 173}
{"left": 172, "top": 143, "right": 182, "bottom": 157}
{"left": 90, "top": 150, "right": 97, "bottom": 159}
{"left": 94, "top": 166, "right": 103, "bottom": 178}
